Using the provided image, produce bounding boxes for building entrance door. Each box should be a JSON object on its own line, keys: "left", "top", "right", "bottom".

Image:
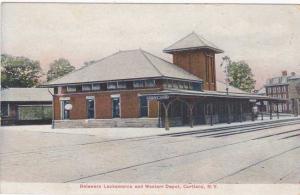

{"left": 112, "top": 97, "right": 120, "bottom": 118}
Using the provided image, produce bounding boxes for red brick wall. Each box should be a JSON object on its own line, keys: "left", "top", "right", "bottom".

{"left": 53, "top": 89, "right": 160, "bottom": 120}
{"left": 70, "top": 95, "right": 86, "bottom": 119}
{"left": 172, "top": 50, "right": 216, "bottom": 91}
{"left": 95, "top": 94, "right": 112, "bottom": 119}
{"left": 120, "top": 91, "right": 139, "bottom": 118}
{"left": 53, "top": 97, "right": 61, "bottom": 120}
{"left": 149, "top": 100, "right": 159, "bottom": 118}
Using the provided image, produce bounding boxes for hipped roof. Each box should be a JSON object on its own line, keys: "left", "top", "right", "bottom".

{"left": 44, "top": 49, "right": 201, "bottom": 86}
{"left": 163, "top": 32, "right": 224, "bottom": 54}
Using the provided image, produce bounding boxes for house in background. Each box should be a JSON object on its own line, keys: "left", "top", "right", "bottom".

{"left": 264, "top": 71, "right": 300, "bottom": 114}
{"left": 265, "top": 71, "right": 290, "bottom": 113}
{"left": 1, "top": 88, "right": 53, "bottom": 125}
{"left": 288, "top": 73, "right": 300, "bottom": 116}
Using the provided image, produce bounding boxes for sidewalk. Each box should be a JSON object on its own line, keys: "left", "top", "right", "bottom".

{"left": 2, "top": 115, "right": 299, "bottom": 140}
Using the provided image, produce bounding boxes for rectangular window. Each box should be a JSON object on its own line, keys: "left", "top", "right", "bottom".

{"left": 145, "top": 80, "right": 155, "bottom": 87}
{"left": 167, "top": 80, "right": 173, "bottom": 88}
{"left": 188, "top": 82, "right": 193, "bottom": 90}
{"left": 61, "top": 100, "right": 70, "bottom": 120}
{"left": 86, "top": 97, "right": 95, "bottom": 119}
{"left": 67, "top": 86, "right": 76, "bottom": 92}
{"left": 1, "top": 103, "right": 9, "bottom": 117}
{"left": 184, "top": 82, "right": 189, "bottom": 89}
{"left": 173, "top": 81, "right": 179, "bottom": 89}
{"left": 92, "top": 83, "right": 101, "bottom": 91}
{"left": 178, "top": 81, "right": 184, "bottom": 89}
{"left": 133, "top": 80, "right": 144, "bottom": 88}
{"left": 112, "top": 96, "right": 120, "bottom": 118}
{"left": 107, "top": 82, "right": 117, "bottom": 89}
{"left": 117, "top": 81, "right": 127, "bottom": 89}
{"left": 18, "top": 105, "right": 52, "bottom": 120}
{"left": 139, "top": 96, "right": 148, "bottom": 117}
{"left": 82, "top": 84, "right": 92, "bottom": 91}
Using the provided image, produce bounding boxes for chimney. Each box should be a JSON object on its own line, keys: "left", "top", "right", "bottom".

{"left": 282, "top": 70, "right": 287, "bottom": 76}
{"left": 291, "top": 72, "right": 296, "bottom": 76}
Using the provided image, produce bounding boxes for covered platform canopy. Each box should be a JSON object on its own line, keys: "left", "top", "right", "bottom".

{"left": 141, "top": 89, "right": 287, "bottom": 130}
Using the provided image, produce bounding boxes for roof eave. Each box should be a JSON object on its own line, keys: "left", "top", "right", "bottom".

{"left": 40, "top": 76, "right": 203, "bottom": 87}
{"left": 163, "top": 46, "right": 224, "bottom": 54}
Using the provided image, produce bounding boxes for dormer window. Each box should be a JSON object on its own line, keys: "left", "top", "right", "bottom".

{"left": 67, "top": 86, "right": 76, "bottom": 92}
{"left": 184, "top": 82, "right": 189, "bottom": 89}
{"left": 117, "top": 81, "right": 127, "bottom": 89}
{"left": 82, "top": 84, "right": 92, "bottom": 91}
{"left": 133, "top": 80, "right": 144, "bottom": 88}
{"left": 92, "top": 83, "right": 101, "bottom": 91}
{"left": 107, "top": 82, "right": 117, "bottom": 89}
{"left": 145, "top": 80, "right": 155, "bottom": 87}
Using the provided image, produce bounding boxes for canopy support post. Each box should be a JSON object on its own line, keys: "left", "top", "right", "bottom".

{"left": 276, "top": 102, "right": 279, "bottom": 119}
{"left": 269, "top": 101, "right": 273, "bottom": 120}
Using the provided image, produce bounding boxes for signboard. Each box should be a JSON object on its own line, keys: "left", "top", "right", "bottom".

{"left": 146, "top": 95, "right": 169, "bottom": 101}
{"left": 64, "top": 104, "right": 73, "bottom": 111}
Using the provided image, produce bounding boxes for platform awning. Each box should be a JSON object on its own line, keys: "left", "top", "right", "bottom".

{"left": 140, "top": 89, "right": 287, "bottom": 102}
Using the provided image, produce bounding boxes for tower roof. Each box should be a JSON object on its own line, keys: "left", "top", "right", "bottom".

{"left": 163, "top": 32, "right": 224, "bottom": 54}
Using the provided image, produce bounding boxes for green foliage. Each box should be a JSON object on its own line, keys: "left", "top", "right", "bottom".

{"left": 1, "top": 54, "right": 43, "bottom": 88}
{"left": 47, "top": 58, "right": 75, "bottom": 81}
{"left": 224, "top": 56, "right": 256, "bottom": 93}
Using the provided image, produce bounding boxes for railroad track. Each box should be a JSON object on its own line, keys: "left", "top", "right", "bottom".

{"left": 1, "top": 118, "right": 300, "bottom": 158}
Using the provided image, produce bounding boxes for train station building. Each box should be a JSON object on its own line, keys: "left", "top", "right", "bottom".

{"left": 43, "top": 32, "right": 285, "bottom": 129}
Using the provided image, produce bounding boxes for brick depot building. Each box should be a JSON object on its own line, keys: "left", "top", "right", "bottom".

{"left": 43, "top": 32, "right": 285, "bottom": 129}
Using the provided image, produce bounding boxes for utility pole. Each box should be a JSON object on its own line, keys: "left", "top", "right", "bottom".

{"left": 220, "top": 56, "right": 231, "bottom": 95}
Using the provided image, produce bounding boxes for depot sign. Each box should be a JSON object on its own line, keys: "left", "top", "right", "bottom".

{"left": 146, "top": 95, "right": 169, "bottom": 101}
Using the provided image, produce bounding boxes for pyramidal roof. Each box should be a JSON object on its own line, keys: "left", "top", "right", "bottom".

{"left": 163, "top": 32, "right": 224, "bottom": 54}
{"left": 45, "top": 49, "right": 201, "bottom": 86}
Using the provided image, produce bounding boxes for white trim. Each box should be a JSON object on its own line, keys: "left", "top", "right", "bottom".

{"left": 86, "top": 96, "right": 95, "bottom": 100}
{"left": 59, "top": 97, "right": 70, "bottom": 101}
{"left": 17, "top": 104, "right": 51, "bottom": 107}
{"left": 110, "top": 94, "right": 120, "bottom": 98}
{"left": 60, "top": 100, "right": 64, "bottom": 120}
{"left": 60, "top": 99, "right": 70, "bottom": 120}
{"left": 147, "top": 99, "right": 150, "bottom": 117}
{"left": 58, "top": 86, "right": 62, "bottom": 95}
{"left": 54, "top": 88, "right": 160, "bottom": 96}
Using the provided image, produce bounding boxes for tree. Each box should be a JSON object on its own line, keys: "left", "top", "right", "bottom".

{"left": 1, "top": 54, "right": 43, "bottom": 88}
{"left": 47, "top": 58, "right": 75, "bottom": 81}
{"left": 221, "top": 56, "right": 256, "bottom": 93}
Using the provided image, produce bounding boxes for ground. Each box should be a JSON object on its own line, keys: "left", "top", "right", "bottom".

{"left": 1, "top": 117, "right": 300, "bottom": 184}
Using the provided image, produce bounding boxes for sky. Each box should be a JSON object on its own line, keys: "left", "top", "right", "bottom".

{"left": 2, "top": 3, "right": 300, "bottom": 89}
